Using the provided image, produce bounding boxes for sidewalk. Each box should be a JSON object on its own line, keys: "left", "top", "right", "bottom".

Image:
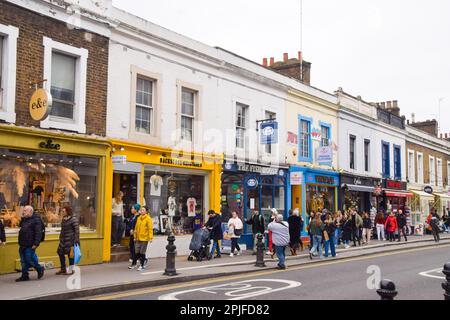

{"left": 1, "top": 234, "right": 449, "bottom": 300}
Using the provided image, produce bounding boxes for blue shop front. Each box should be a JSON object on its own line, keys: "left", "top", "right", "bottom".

{"left": 220, "top": 161, "right": 288, "bottom": 248}
{"left": 288, "top": 167, "right": 340, "bottom": 237}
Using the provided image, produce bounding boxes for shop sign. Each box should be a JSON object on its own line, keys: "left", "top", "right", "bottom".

{"left": 246, "top": 176, "right": 259, "bottom": 189}
{"left": 385, "top": 180, "right": 403, "bottom": 190}
{"left": 112, "top": 155, "right": 127, "bottom": 165}
{"left": 290, "top": 172, "right": 303, "bottom": 186}
{"left": 260, "top": 121, "right": 278, "bottom": 145}
{"left": 39, "top": 139, "right": 60, "bottom": 151}
{"left": 315, "top": 175, "right": 336, "bottom": 185}
{"left": 159, "top": 156, "right": 203, "bottom": 168}
{"left": 287, "top": 132, "right": 298, "bottom": 145}
{"left": 237, "top": 163, "right": 279, "bottom": 175}
{"left": 311, "top": 128, "right": 322, "bottom": 141}
{"left": 316, "top": 146, "right": 333, "bottom": 164}
{"left": 424, "top": 186, "right": 433, "bottom": 194}
{"left": 29, "top": 88, "right": 52, "bottom": 121}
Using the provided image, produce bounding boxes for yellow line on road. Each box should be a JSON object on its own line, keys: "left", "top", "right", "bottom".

{"left": 91, "top": 244, "right": 450, "bottom": 300}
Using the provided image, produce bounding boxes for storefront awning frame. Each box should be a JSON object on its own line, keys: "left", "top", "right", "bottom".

{"left": 433, "top": 192, "right": 450, "bottom": 201}
{"left": 384, "top": 190, "right": 413, "bottom": 198}
{"left": 411, "top": 190, "right": 435, "bottom": 200}
{"left": 341, "top": 184, "right": 375, "bottom": 193}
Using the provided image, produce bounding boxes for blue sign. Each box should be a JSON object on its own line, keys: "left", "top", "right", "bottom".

{"left": 260, "top": 121, "right": 278, "bottom": 145}
{"left": 245, "top": 175, "right": 259, "bottom": 189}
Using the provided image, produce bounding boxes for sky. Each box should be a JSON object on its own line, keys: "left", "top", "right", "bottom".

{"left": 112, "top": 0, "right": 450, "bottom": 134}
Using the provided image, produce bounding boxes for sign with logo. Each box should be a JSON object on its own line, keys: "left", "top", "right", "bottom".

{"left": 316, "top": 175, "right": 336, "bottom": 185}
{"left": 316, "top": 146, "right": 333, "bottom": 165}
{"left": 385, "top": 180, "right": 403, "bottom": 190}
{"left": 39, "top": 139, "right": 60, "bottom": 151}
{"left": 112, "top": 155, "right": 127, "bottom": 165}
{"left": 290, "top": 172, "right": 303, "bottom": 186}
{"left": 287, "top": 132, "right": 298, "bottom": 145}
{"left": 260, "top": 121, "right": 278, "bottom": 145}
{"left": 237, "top": 163, "right": 281, "bottom": 176}
{"left": 424, "top": 186, "right": 433, "bottom": 194}
{"left": 30, "top": 89, "right": 52, "bottom": 121}
{"left": 311, "top": 128, "right": 322, "bottom": 141}
{"left": 245, "top": 176, "right": 259, "bottom": 189}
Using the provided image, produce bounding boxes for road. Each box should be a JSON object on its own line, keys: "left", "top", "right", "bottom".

{"left": 88, "top": 245, "right": 450, "bottom": 300}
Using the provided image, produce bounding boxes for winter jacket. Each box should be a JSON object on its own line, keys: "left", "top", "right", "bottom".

{"left": 245, "top": 213, "right": 265, "bottom": 235}
{"left": 227, "top": 217, "right": 243, "bottom": 238}
{"left": 134, "top": 214, "right": 154, "bottom": 242}
{"left": 288, "top": 216, "right": 302, "bottom": 245}
{"left": 0, "top": 220, "right": 5, "bottom": 243}
{"left": 363, "top": 218, "right": 372, "bottom": 229}
{"left": 57, "top": 216, "right": 80, "bottom": 255}
{"left": 397, "top": 214, "right": 407, "bottom": 228}
{"left": 18, "top": 213, "right": 43, "bottom": 248}
{"left": 206, "top": 214, "right": 223, "bottom": 241}
{"left": 351, "top": 214, "right": 363, "bottom": 230}
{"left": 324, "top": 222, "right": 336, "bottom": 238}
{"left": 310, "top": 220, "right": 324, "bottom": 236}
{"left": 385, "top": 216, "right": 398, "bottom": 233}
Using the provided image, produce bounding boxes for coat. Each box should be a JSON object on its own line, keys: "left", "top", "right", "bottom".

{"left": 397, "top": 214, "right": 407, "bottom": 228}
{"left": 0, "top": 220, "right": 5, "bottom": 243}
{"left": 245, "top": 213, "right": 265, "bottom": 235}
{"left": 385, "top": 216, "right": 398, "bottom": 233}
{"left": 206, "top": 214, "right": 223, "bottom": 241}
{"left": 18, "top": 213, "right": 42, "bottom": 248}
{"left": 58, "top": 216, "right": 80, "bottom": 255}
{"left": 134, "top": 214, "right": 154, "bottom": 242}
{"left": 288, "top": 216, "right": 302, "bottom": 246}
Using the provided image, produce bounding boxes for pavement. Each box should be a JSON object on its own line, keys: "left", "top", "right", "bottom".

{"left": 0, "top": 233, "right": 449, "bottom": 300}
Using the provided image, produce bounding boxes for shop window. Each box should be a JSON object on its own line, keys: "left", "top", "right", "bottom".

{"left": 320, "top": 124, "right": 330, "bottom": 147}
{"left": 51, "top": 52, "right": 76, "bottom": 119}
{"left": 437, "top": 158, "right": 443, "bottom": 187}
{"left": 0, "top": 148, "right": 98, "bottom": 236}
{"left": 382, "top": 142, "right": 390, "bottom": 178}
{"left": 417, "top": 153, "right": 424, "bottom": 184}
{"left": 364, "top": 139, "right": 370, "bottom": 172}
{"left": 135, "top": 77, "right": 153, "bottom": 134}
{"left": 236, "top": 103, "right": 248, "bottom": 149}
{"left": 408, "top": 150, "right": 415, "bottom": 183}
{"left": 349, "top": 135, "right": 356, "bottom": 170}
{"left": 394, "top": 145, "right": 401, "bottom": 180}
{"left": 0, "top": 24, "right": 18, "bottom": 123}
{"left": 220, "top": 173, "right": 245, "bottom": 222}
{"left": 181, "top": 88, "right": 195, "bottom": 142}
{"left": 306, "top": 185, "right": 335, "bottom": 214}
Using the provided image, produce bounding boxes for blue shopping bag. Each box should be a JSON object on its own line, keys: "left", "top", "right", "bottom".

{"left": 74, "top": 244, "right": 82, "bottom": 265}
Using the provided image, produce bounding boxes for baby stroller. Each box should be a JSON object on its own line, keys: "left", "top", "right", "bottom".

{"left": 188, "top": 228, "right": 212, "bottom": 262}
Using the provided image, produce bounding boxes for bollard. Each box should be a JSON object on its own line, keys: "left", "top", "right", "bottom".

{"left": 163, "top": 233, "right": 178, "bottom": 276}
{"left": 376, "top": 279, "right": 398, "bottom": 300}
{"left": 442, "top": 262, "right": 450, "bottom": 301}
{"left": 255, "top": 233, "right": 266, "bottom": 268}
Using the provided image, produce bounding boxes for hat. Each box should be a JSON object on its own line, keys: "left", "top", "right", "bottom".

{"left": 133, "top": 204, "right": 141, "bottom": 211}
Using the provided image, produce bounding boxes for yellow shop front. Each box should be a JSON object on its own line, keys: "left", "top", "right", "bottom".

{"left": 0, "top": 125, "right": 112, "bottom": 274}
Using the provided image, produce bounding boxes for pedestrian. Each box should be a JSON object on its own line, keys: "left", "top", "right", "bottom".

{"left": 268, "top": 214, "right": 290, "bottom": 270}
{"left": 429, "top": 212, "right": 440, "bottom": 243}
{"left": 245, "top": 210, "right": 265, "bottom": 255}
{"left": 16, "top": 206, "right": 45, "bottom": 282}
{"left": 128, "top": 204, "right": 141, "bottom": 269}
{"left": 375, "top": 212, "right": 386, "bottom": 241}
{"left": 396, "top": 210, "right": 408, "bottom": 242}
{"left": 444, "top": 212, "right": 450, "bottom": 234}
{"left": 405, "top": 207, "right": 413, "bottom": 235}
{"left": 384, "top": 212, "right": 398, "bottom": 242}
{"left": 134, "top": 206, "right": 153, "bottom": 271}
{"left": 342, "top": 215, "right": 352, "bottom": 249}
{"left": 227, "top": 211, "right": 243, "bottom": 257}
{"left": 361, "top": 212, "right": 372, "bottom": 245}
{"left": 267, "top": 209, "right": 278, "bottom": 257}
{"left": 111, "top": 191, "right": 124, "bottom": 247}
{"left": 350, "top": 210, "right": 362, "bottom": 247}
{"left": 307, "top": 212, "right": 315, "bottom": 250}
{"left": 206, "top": 210, "right": 223, "bottom": 259}
{"left": 309, "top": 214, "right": 324, "bottom": 259}
{"left": 0, "top": 218, "right": 6, "bottom": 246}
{"left": 323, "top": 215, "right": 337, "bottom": 258}
{"left": 288, "top": 209, "right": 302, "bottom": 256}
{"left": 334, "top": 211, "right": 343, "bottom": 247}
{"left": 56, "top": 206, "right": 80, "bottom": 275}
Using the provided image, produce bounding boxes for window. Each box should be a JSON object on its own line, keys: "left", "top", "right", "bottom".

{"left": 321, "top": 126, "right": 330, "bottom": 147}
{"left": 408, "top": 150, "right": 415, "bottom": 183}
{"left": 0, "top": 35, "right": 3, "bottom": 102}
{"left": 382, "top": 142, "right": 390, "bottom": 178}
{"left": 349, "top": 135, "right": 356, "bottom": 170}
{"left": 135, "top": 77, "right": 153, "bottom": 134}
{"left": 299, "top": 117, "right": 311, "bottom": 162}
{"left": 50, "top": 52, "right": 76, "bottom": 119}
{"left": 417, "top": 153, "right": 424, "bottom": 184}
{"left": 265, "top": 111, "right": 276, "bottom": 154}
{"left": 236, "top": 103, "right": 248, "bottom": 149}
{"left": 364, "top": 139, "right": 370, "bottom": 172}
{"left": 448, "top": 161, "right": 450, "bottom": 187}
{"left": 429, "top": 156, "right": 436, "bottom": 186}
{"left": 437, "top": 158, "right": 443, "bottom": 187}
{"left": 394, "top": 145, "right": 401, "bottom": 179}
{"left": 181, "top": 88, "right": 195, "bottom": 142}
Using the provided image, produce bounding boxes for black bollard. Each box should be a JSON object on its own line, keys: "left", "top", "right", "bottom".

{"left": 377, "top": 279, "right": 398, "bottom": 300}
{"left": 163, "top": 233, "right": 178, "bottom": 276}
{"left": 442, "top": 262, "right": 450, "bottom": 301}
{"left": 255, "top": 233, "right": 266, "bottom": 268}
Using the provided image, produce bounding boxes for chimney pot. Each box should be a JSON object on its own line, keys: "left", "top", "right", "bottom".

{"left": 270, "top": 57, "right": 275, "bottom": 66}
{"left": 446, "top": 133, "right": 449, "bottom": 139}
{"left": 381, "top": 102, "right": 386, "bottom": 109}
{"left": 393, "top": 100, "right": 398, "bottom": 108}
{"left": 386, "top": 101, "right": 392, "bottom": 109}
{"left": 298, "top": 51, "right": 303, "bottom": 61}
{"left": 263, "top": 58, "right": 268, "bottom": 67}
{"left": 440, "top": 134, "right": 443, "bottom": 139}
{"left": 283, "top": 53, "right": 289, "bottom": 62}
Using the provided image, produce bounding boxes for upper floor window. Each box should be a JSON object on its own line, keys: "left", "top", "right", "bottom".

{"left": 382, "top": 142, "right": 390, "bottom": 178}
{"left": 429, "top": 156, "right": 436, "bottom": 186}
{"left": 264, "top": 111, "right": 276, "bottom": 155}
{"left": 394, "top": 145, "right": 401, "bottom": 180}
{"left": 447, "top": 161, "right": 450, "bottom": 187}
{"left": 417, "top": 153, "right": 424, "bottom": 184}
{"left": 349, "top": 135, "right": 356, "bottom": 170}
{"left": 51, "top": 52, "right": 76, "bottom": 119}
{"left": 408, "top": 150, "right": 415, "bottom": 183}
{"left": 299, "top": 118, "right": 311, "bottom": 161}
{"left": 364, "top": 139, "right": 370, "bottom": 172}
{"left": 181, "top": 88, "right": 195, "bottom": 142}
{"left": 236, "top": 103, "right": 248, "bottom": 149}
{"left": 437, "top": 158, "right": 443, "bottom": 187}
{"left": 321, "top": 126, "right": 330, "bottom": 147}
{"left": 135, "top": 77, "right": 153, "bottom": 134}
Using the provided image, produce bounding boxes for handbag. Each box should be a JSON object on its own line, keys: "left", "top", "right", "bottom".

{"left": 234, "top": 228, "right": 243, "bottom": 236}
{"left": 74, "top": 244, "right": 82, "bottom": 265}
{"left": 323, "top": 230, "right": 329, "bottom": 241}
{"left": 223, "top": 232, "right": 231, "bottom": 241}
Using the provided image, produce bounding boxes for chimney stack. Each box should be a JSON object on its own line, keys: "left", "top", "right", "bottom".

{"left": 386, "top": 101, "right": 392, "bottom": 109}
{"left": 283, "top": 53, "right": 289, "bottom": 62}
{"left": 411, "top": 113, "right": 416, "bottom": 123}
{"left": 440, "top": 133, "right": 443, "bottom": 139}
{"left": 381, "top": 102, "right": 386, "bottom": 109}
{"left": 270, "top": 57, "right": 275, "bottom": 66}
{"left": 393, "top": 100, "right": 398, "bottom": 108}
{"left": 446, "top": 133, "right": 449, "bottom": 139}
{"left": 262, "top": 58, "right": 268, "bottom": 67}
{"left": 298, "top": 51, "right": 303, "bottom": 62}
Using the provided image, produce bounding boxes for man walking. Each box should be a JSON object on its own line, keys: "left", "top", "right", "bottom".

{"left": 205, "top": 210, "right": 223, "bottom": 259}
{"left": 17, "top": 206, "right": 44, "bottom": 282}
{"left": 245, "top": 210, "right": 266, "bottom": 255}
{"left": 396, "top": 210, "right": 408, "bottom": 242}
{"left": 268, "top": 214, "right": 290, "bottom": 270}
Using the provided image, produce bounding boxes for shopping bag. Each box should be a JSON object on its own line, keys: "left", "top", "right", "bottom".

{"left": 74, "top": 244, "right": 82, "bottom": 265}
{"left": 223, "top": 232, "right": 231, "bottom": 241}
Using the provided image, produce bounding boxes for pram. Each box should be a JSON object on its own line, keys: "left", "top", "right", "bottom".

{"left": 187, "top": 228, "right": 212, "bottom": 262}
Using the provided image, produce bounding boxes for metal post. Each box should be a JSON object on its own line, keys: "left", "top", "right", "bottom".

{"left": 442, "top": 262, "right": 450, "bottom": 300}
{"left": 163, "top": 233, "right": 178, "bottom": 276}
{"left": 377, "top": 279, "right": 398, "bottom": 300}
{"left": 255, "top": 233, "right": 266, "bottom": 268}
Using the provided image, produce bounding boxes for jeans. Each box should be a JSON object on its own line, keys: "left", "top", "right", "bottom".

{"left": 59, "top": 253, "right": 74, "bottom": 271}
{"left": 129, "top": 235, "right": 137, "bottom": 265}
{"left": 231, "top": 238, "right": 241, "bottom": 254}
{"left": 324, "top": 236, "right": 336, "bottom": 257}
{"left": 210, "top": 240, "right": 221, "bottom": 256}
{"left": 19, "top": 247, "right": 42, "bottom": 278}
{"left": 397, "top": 226, "right": 408, "bottom": 241}
{"left": 352, "top": 229, "right": 361, "bottom": 246}
{"left": 376, "top": 224, "right": 385, "bottom": 240}
{"left": 111, "top": 216, "right": 124, "bottom": 245}
{"left": 274, "top": 245, "right": 286, "bottom": 267}
{"left": 386, "top": 231, "right": 395, "bottom": 241}
{"left": 310, "top": 235, "right": 323, "bottom": 258}
{"left": 334, "top": 228, "right": 342, "bottom": 246}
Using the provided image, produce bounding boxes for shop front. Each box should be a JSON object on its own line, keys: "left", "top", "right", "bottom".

{"left": 380, "top": 179, "right": 413, "bottom": 213}
{"left": 221, "top": 161, "right": 288, "bottom": 248}
{"left": 340, "top": 173, "right": 381, "bottom": 212}
{"left": 409, "top": 187, "right": 435, "bottom": 226}
{"left": 110, "top": 140, "right": 222, "bottom": 257}
{"left": 0, "top": 125, "right": 112, "bottom": 274}
{"left": 433, "top": 190, "right": 450, "bottom": 218}
{"left": 288, "top": 167, "right": 339, "bottom": 236}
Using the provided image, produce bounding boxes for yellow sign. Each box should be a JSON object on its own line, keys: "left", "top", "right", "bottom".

{"left": 29, "top": 89, "right": 52, "bottom": 121}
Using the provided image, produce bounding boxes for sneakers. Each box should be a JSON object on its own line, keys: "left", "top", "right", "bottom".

{"left": 229, "top": 253, "right": 234, "bottom": 257}
{"left": 15, "top": 276, "right": 30, "bottom": 282}
{"left": 236, "top": 251, "right": 241, "bottom": 256}
{"left": 266, "top": 251, "right": 272, "bottom": 255}
{"left": 137, "top": 266, "right": 145, "bottom": 271}
{"left": 344, "top": 244, "right": 350, "bottom": 249}
{"left": 128, "top": 264, "right": 137, "bottom": 270}
{"left": 37, "top": 268, "right": 44, "bottom": 280}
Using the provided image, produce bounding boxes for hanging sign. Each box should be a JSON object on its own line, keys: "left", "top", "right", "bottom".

{"left": 290, "top": 172, "right": 303, "bottom": 186}
{"left": 311, "top": 128, "right": 322, "bottom": 141}
{"left": 317, "top": 146, "right": 333, "bottom": 164}
{"left": 424, "top": 186, "right": 433, "bottom": 194}
{"left": 260, "top": 121, "right": 278, "bottom": 145}
{"left": 29, "top": 88, "right": 52, "bottom": 121}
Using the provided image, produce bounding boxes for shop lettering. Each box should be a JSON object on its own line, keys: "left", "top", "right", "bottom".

{"left": 39, "top": 139, "right": 61, "bottom": 151}
{"left": 160, "top": 157, "right": 202, "bottom": 168}
{"left": 237, "top": 163, "right": 278, "bottom": 175}
{"left": 316, "top": 176, "right": 335, "bottom": 185}
{"left": 31, "top": 97, "right": 47, "bottom": 110}
{"left": 386, "top": 180, "right": 402, "bottom": 189}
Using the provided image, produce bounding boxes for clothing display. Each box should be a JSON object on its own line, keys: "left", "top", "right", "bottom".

{"left": 150, "top": 174, "right": 163, "bottom": 197}
{"left": 167, "top": 196, "right": 177, "bottom": 217}
{"left": 187, "top": 197, "right": 197, "bottom": 217}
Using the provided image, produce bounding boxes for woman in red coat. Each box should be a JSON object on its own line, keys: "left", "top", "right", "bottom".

{"left": 384, "top": 212, "right": 398, "bottom": 242}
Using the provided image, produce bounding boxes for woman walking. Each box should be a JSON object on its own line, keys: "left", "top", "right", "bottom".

{"left": 128, "top": 204, "right": 141, "bottom": 269}
{"left": 385, "top": 212, "right": 398, "bottom": 242}
{"left": 309, "top": 215, "right": 324, "bottom": 259}
{"left": 362, "top": 212, "right": 372, "bottom": 245}
{"left": 134, "top": 206, "right": 153, "bottom": 271}
{"left": 288, "top": 209, "right": 302, "bottom": 256}
{"left": 56, "top": 206, "right": 80, "bottom": 275}
{"left": 334, "top": 211, "right": 343, "bottom": 247}
{"left": 375, "top": 212, "right": 386, "bottom": 241}
{"left": 228, "top": 211, "right": 243, "bottom": 257}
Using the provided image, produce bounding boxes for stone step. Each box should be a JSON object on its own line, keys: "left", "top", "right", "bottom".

{"left": 110, "top": 251, "right": 131, "bottom": 263}
{"left": 110, "top": 245, "right": 129, "bottom": 254}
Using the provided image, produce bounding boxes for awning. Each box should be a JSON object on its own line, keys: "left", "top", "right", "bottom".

{"left": 384, "top": 190, "right": 413, "bottom": 198}
{"left": 341, "top": 184, "right": 374, "bottom": 193}
{"left": 433, "top": 193, "right": 450, "bottom": 201}
{"left": 411, "top": 190, "right": 435, "bottom": 200}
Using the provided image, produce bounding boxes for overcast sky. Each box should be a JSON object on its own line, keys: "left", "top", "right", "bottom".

{"left": 113, "top": 0, "right": 450, "bottom": 134}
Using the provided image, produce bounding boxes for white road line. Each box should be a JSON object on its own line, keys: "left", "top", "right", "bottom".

{"left": 419, "top": 268, "right": 445, "bottom": 280}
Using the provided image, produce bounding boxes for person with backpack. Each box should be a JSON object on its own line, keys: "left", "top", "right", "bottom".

{"left": 245, "top": 210, "right": 266, "bottom": 255}
{"left": 56, "top": 206, "right": 80, "bottom": 275}
{"left": 16, "top": 206, "right": 45, "bottom": 282}
{"left": 268, "top": 214, "right": 290, "bottom": 270}
{"left": 227, "top": 211, "right": 243, "bottom": 257}
{"left": 385, "top": 212, "right": 398, "bottom": 242}
{"left": 396, "top": 210, "right": 408, "bottom": 242}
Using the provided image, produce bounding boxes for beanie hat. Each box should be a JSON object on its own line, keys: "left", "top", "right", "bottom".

{"left": 133, "top": 204, "right": 141, "bottom": 211}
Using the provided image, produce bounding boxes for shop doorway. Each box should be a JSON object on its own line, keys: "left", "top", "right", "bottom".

{"left": 113, "top": 172, "right": 138, "bottom": 220}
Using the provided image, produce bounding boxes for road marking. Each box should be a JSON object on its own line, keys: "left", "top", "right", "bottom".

{"left": 158, "top": 279, "right": 302, "bottom": 301}
{"left": 91, "top": 244, "right": 450, "bottom": 300}
{"left": 419, "top": 268, "right": 445, "bottom": 280}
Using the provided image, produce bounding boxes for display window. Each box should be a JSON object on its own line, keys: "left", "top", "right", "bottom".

{"left": 0, "top": 147, "right": 98, "bottom": 236}
{"left": 220, "top": 173, "right": 244, "bottom": 222}
{"left": 143, "top": 165, "right": 204, "bottom": 236}
{"left": 306, "top": 184, "right": 336, "bottom": 214}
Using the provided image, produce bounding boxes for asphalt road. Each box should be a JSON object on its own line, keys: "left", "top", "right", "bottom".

{"left": 90, "top": 245, "right": 450, "bottom": 300}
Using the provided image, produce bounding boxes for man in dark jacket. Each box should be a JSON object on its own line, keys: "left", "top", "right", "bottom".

{"left": 396, "top": 210, "right": 408, "bottom": 242}
{"left": 245, "top": 210, "right": 266, "bottom": 254}
{"left": 205, "top": 210, "right": 223, "bottom": 258}
{"left": 0, "top": 219, "right": 6, "bottom": 245}
{"left": 17, "top": 206, "right": 44, "bottom": 282}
